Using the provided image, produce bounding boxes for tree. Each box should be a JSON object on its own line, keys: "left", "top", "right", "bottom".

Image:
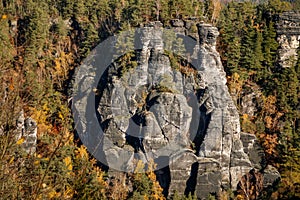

{"left": 0, "top": 13, "right": 14, "bottom": 69}
{"left": 24, "top": 1, "right": 50, "bottom": 67}
{"left": 217, "top": 1, "right": 242, "bottom": 75}
{"left": 237, "top": 169, "right": 264, "bottom": 200}
{"left": 239, "top": 15, "right": 256, "bottom": 74}
{"left": 262, "top": 21, "right": 278, "bottom": 71}
{"left": 168, "top": 0, "right": 194, "bottom": 19}
{"left": 267, "top": 0, "right": 292, "bottom": 14}
{"left": 204, "top": 0, "right": 223, "bottom": 24}
{"left": 128, "top": 160, "right": 165, "bottom": 200}
{"left": 253, "top": 29, "right": 264, "bottom": 81}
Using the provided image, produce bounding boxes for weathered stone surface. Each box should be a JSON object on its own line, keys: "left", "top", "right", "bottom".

{"left": 90, "top": 21, "right": 280, "bottom": 199}
{"left": 195, "top": 158, "right": 222, "bottom": 199}
{"left": 169, "top": 150, "right": 198, "bottom": 194}
{"left": 277, "top": 34, "right": 300, "bottom": 68}
{"left": 262, "top": 165, "right": 281, "bottom": 188}
{"left": 170, "top": 19, "right": 185, "bottom": 27}
{"left": 241, "top": 93, "right": 258, "bottom": 117}
{"left": 170, "top": 19, "right": 185, "bottom": 35}
{"left": 97, "top": 24, "right": 194, "bottom": 171}
{"left": 240, "top": 132, "right": 266, "bottom": 170}
{"left": 149, "top": 92, "right": 192, "bottom": 147}
{"left": 195, "top": 23, "right": 253, "bottom": 190}
{"left": 184, "top": 18, "right": 199, "bottom": 40}
{"left": 276, "top": 11, "right": 300, "bottom": 35}
{"left": 276, "top": 11, "right": 300, "bottom": 68}
{"left": 16, "top": 110, "right": 37, "bottom": 154}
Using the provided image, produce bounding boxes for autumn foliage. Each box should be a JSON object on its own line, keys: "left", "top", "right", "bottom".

{"left": 0, "top": 0, "right": 299, "bottom": 199}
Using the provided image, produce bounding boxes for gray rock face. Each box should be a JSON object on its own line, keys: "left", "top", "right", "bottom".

{"left": 16, "top": 110, "right": 37, "bottom": 154}
{"left": 240, "top": 132, "right": 266, "bottom": 170}
{"left": 276, "top": 11, "right": 300, "bottom": 68}
{"left": 90, "top": 21, "right": 279, "bottom": 199}
{"left": 262, "top": 165, "right": 281, "bottom": 188}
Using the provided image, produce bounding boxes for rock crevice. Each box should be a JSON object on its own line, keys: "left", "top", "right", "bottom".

{"left": 87, "top": 20, "right": 280, "bottom": 199}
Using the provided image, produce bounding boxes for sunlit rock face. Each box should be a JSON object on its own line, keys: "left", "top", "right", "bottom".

{"left": 16, "top": 110, "right": 37, "bottom": 154}
{"left": 276, "top": 11, "right": 300, "bottom": 68}
{"left": 88, "top": 20, "right": 280, "bottom": 199}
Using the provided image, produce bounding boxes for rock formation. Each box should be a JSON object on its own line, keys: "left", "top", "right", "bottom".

{"left": 16, "top": 110, "right": 37, "bottom": 154}
{"left": 73, "top": 20, "right": 280, "bottom": 199}
{"left": 276, "top": 11, "right": 300, "bottom": 68}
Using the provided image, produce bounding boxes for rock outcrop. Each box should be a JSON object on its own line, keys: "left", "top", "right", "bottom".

{"left": 73, "top": 20, "right": 280, "bottom": 199}
{"left": 276, "top": 11, "right": 300, "bottom": 68}
{"left": 16, "top": 110, "right": 37, "bottom": 154}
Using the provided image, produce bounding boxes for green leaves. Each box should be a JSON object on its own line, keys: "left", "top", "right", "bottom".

{"left": 218, "top": 2, "right": 299, "bottom": 198}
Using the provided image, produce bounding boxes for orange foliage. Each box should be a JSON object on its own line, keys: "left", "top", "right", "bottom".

{"left": 147, "top": 160, "right": 165, "bottom": 200}
{"left": 262, "top": 95, "right": 277, "bottom": 115}
{"left": 259, "top": 133, "right": 278, "bottom": 155}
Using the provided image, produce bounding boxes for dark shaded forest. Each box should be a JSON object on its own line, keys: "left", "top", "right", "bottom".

{"left": 0, "top": 0, "right": 299, "bottom": 199}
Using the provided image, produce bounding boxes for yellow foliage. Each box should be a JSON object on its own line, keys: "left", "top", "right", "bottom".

{"left": 62, "top": 129, "right": 73, "bottom": 145}
{"left": 144, "top": 194, "right": 149, "bottom": 200}
{"left": 16, "top": 137, "right": 25, "bottom": 145}
{"left": 58, "top": 104, "right": 69, "bottom": 122}
{"left": 242, "top": 113, "right": 249, "bottom": 120}
{"left": 29, "top": 105, "right": 52, "bottom": 135}
{"left": 63, "top": 186, "right": 74, "bottom": 199}
{"left": 95, "top": 167, "right": 107, "bottom": 187}
{"left": 52, "top": 52, "right": 74, "bottom": 83}
{"left": 241, "top": 114, "right": 256, "bottom": 134}
{"left": 37, "top": 154, "right": 43, "bottom": 158}
{"left": 1, "top": 15, "right": 7, "bottom": 19}
{"left": 262, "top": 95, "right": 283, "bottom": 131}
{"left": 63, "top": 156, "right": 73, "bottom": 171}
{"left": 9, "top": 156, "right": 14, "bottom": 164}
{"left": 42, "top": 102, "right": 50, "bottom": 112}
{"left": 34, "top": 160, "right": 40, "bottom": 166}
{"left": 75, "top": 145, "right": 89, "bottom": 160}
{"left": 48, "top": 189, "right": 61, "bottom": 199}
{"left": 147, "top": 160, "right": 165, "bottom": 200}
{"left": 134, "top": 160, "right": 145, "bottom": 174}
{"left": 228, "top": 72, "right": 243, "bottom": 103}
{"left": 58, "top": 112, "right": 64, "bottom": 120}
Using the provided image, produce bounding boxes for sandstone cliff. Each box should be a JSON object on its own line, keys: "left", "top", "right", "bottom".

{"left": 73, "top": 20, "right": 280, "bottom": 199}
{"left": 276, "top": 11, "right": 300, "bottom": 68}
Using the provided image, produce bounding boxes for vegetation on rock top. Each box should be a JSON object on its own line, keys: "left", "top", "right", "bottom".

{"left": 0, "top": 0, "right": 299, "bottom": 199}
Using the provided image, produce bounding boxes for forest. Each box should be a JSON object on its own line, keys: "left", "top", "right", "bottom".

{"left": 0, "top": 0, "right": 299, "bottom": 199}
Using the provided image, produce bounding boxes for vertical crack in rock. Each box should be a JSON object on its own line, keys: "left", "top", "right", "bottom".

{"left": 95, "top": 20, "right": 280, "bottom": 199}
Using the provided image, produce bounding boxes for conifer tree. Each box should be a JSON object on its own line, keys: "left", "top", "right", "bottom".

{"left": 262, "top": 21, "right": 278, "bottom": 70}
{"left": 0, "top": 13, "right": 14, "bottom": 68}
{"left": 169, "top": 0, "right": 194, "bottom": 19}
{"left": 253, "top": 29, "right": 264, "bottom": 81}
{"left": 61, "top": 0, "right": 75, "bottom": 18}
{"left": 24, "top": 1, "right": 50, "bottom": 67}
{"left": 239, "top": 17, "right": 256, "bottom": 77}
{"left": 217, "top": 2, "right": 241, "bottom": 75}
